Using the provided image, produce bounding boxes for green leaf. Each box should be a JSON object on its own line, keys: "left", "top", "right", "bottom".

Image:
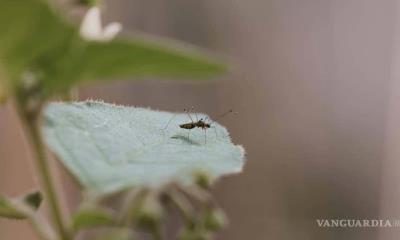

{"left": 0, "top": 0, "right": 77, "bottom": 86}
{"left": 0, "top": 196, "right": 26, "bottom": 219}
{"left": 0, "top": 0, "right": 227, "bottom": 99}
{"left": 71, "top": 206, "right": 114, "bottom": 231}
{"left": 42, "top": 101, "right": 245, "bottom": 194}
{"left": 0, "top": 82, "right": 6, "bottom": 105}
{"left": 45, "top": 37, "right": 228, "bottom": 96}
{"left": 22, "top": 191, "right": 43, "bottom": 211}
{"left": 90, "top": 229, "right": 134, "bottom": 240}
{"left": 77, "top": 0, "right": 99, "bottom": 6}
{"left": 0, "top": 190, "right": 43, "bottom": 220}
{"left": 133, "top": 193, "right": 163, "bottom": 231}
{"left": 202, "top": 208, "right": 227, "bottom": 231}
{"left": 79, "top": 37, "right": 227, "bottom": 84}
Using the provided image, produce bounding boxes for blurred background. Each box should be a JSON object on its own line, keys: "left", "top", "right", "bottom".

{"left": 3, "top": 0, "right": 400, "bottom": 239}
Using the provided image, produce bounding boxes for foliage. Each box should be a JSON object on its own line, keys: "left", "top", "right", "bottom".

{"left": 0, "top": 190, "right": 42, "bottom": 219}
{"left": 0, "top": 0, "right": 244, "bottom": 239}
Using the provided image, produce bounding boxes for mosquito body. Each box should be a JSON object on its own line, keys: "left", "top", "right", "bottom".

{"left": 179, "top": 120, "right": 210, "bottom": 130}
{"left": 162, "top": 108, "right": 235, "bottom": 144}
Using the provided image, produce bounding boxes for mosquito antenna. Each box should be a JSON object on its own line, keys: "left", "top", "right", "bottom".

{"left": 210, "top": 109, "right": 237, "bottom": 124}
{"left": 162, "top": 113, "right": 177, "bottom": 130}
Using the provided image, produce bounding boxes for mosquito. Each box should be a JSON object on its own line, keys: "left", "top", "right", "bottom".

{"left": 162, "top": 107, "right": 236, "bottom": 144}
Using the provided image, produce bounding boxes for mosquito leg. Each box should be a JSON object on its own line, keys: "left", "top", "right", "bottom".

{"left": 204, "top": 128, "right": 207, "bottom": 144}
{"left": 191, "top": 106, "right": 199, "bottom": 122}
{"left": 187, "top": 129, "right": 191, "bottom": 141}
{"left": 205, "top": 117, "right": 217, "bottom": 141}
{"left": 184, "top": 108, "right": 194, "bottom": 123}
{"left": 161, "top": 113, "right": 177, "bottom": 130}
{"left": 213, "top": 126, "right": 218, "bottom": 139}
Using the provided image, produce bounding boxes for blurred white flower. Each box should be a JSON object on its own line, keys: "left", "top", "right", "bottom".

{"left": 80, "top": 6, "right": 122, "bottom": 41}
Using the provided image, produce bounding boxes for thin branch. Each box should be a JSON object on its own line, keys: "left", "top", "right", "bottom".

{"left": 15, "top": 100, "right": 71, "bottom": 240}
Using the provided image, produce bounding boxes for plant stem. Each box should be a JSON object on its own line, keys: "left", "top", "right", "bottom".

{"left": 19, "top": 108, "right": 70, "bottom": 240}
{"left": 12, "top": 201, "right": 57, "bottom": 240}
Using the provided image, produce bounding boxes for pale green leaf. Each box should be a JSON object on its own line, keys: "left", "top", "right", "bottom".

{"left": 42, "top": 101, "right": 245, "bottom": 194}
